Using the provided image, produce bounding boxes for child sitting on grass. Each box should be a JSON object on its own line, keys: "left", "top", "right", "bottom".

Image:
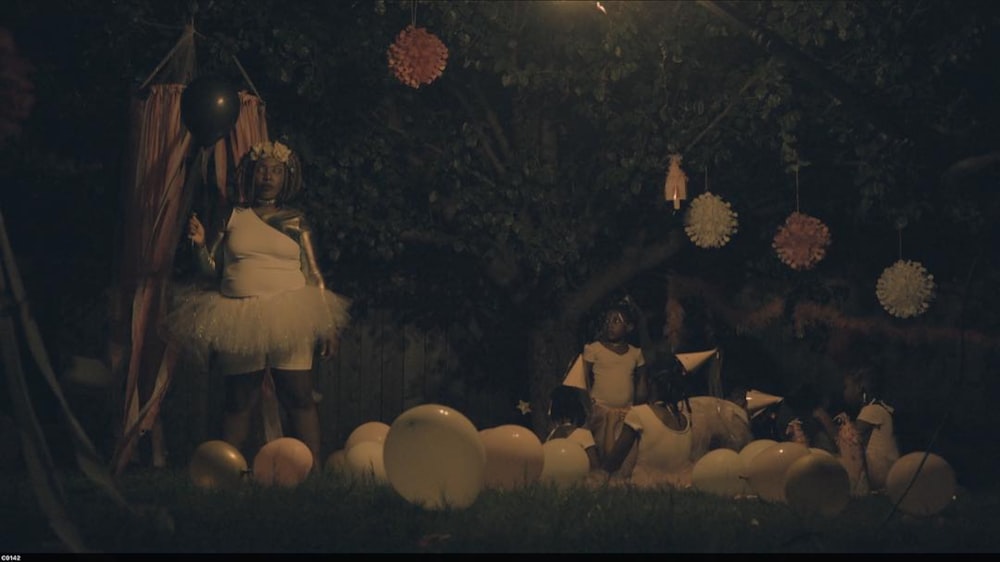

{"left": 835, "top": 365, "right": 900, "bottom": 495}
{"left": 599, "top": 353, "right": 693, "bottom": 488}
{"left": 545, "top": 385, "right": 600, "bottom": 470}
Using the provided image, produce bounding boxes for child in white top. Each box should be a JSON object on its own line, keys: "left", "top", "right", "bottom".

{"left": 601, "top": 353, "right": 693, "bottom": 488}
{"left": 838, "top": 368, "right": 899, "bottom": 492}
{"left": 581, "top": 304, "right": 648, "bottom": 473}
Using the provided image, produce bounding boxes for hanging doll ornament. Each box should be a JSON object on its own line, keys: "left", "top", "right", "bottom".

{"left": 387, "top": 25, "right": 449, "bottom": 89}
{"left": 664, "top": 154, "right": 688, "bottom": 210}
{"left": 772, "top": 170, "right": 830, "bottom": 270}
{"left": 875, "top": 228, "right": 935, "bottom": 318}
{"left": 684, "top": 169, "right": 738, "bottom": 248}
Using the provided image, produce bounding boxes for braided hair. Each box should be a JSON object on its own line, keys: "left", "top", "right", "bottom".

{"left": 648, "top": 353, "right": 691, "bottom": 418}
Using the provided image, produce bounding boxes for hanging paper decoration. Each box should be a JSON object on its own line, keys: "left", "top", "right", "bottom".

{"left": 876, "top": 260, "right": 936, "bottom": 318}
{"left": 664, "top": 154, "right": 687, "bottom": 210}
{"left": 772, "top": 211, "right": 831, "bottom": 270}
{"left": 684, "top": 192, "right": 738, "bottom": 248}
{"left": 387, "top": 25, "right": 449, "bottom": 89}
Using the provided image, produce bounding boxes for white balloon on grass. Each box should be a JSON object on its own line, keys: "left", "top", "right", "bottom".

{"left": 344, "top": 421, "right": 391, "bottom": 452}
{"left": 539, "top": 438, "right": 590, "bottom": 488}
{"left": 252, "top": 437, "right": 313, "bottom": 488}
{"left": 886, "top": 452, "right": 956, "bottom": 517}
{"left": 479, "top": 424, "right": 545, "bottom": 490}
{"left": 345, "top": 440, "right": 388, "bottom": 484}
{"left": 784, "top": 453, "right": 851, "bottom": 517}
{"left": 737, "top": 439, "right": 777, "bottom": 493}
{"left": 692, "top": 448, "right": 747, "bottom": 498}
{"left": 738, "top": 439, "right": 778, "bottom": 469}
{"left": 325, "top": 448, "right": 348, "bottom": 474}
{"left": 745, "top": 442, "right": 810, "bottom": 502}
{"left": 383, "top": 404, "right": 485, "bottom": 510}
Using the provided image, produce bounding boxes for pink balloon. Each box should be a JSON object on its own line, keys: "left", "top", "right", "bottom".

{"left": 253, "top": 437, "right": 313, "bottom": 487}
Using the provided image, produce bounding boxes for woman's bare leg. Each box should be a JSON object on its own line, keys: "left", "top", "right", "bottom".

{"left": 223, "top": 370, "right": 265, "bottom": 455}
{"left": 272, "top": 368, "right": 320, "bottom": 468}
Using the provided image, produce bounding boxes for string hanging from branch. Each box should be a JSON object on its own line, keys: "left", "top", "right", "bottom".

{"left": 876, "top": 225, "right": 936, "bottom": 319}
{"left": 664, "top": 153, "right": 688, "bottom": 210}
{"left": 772, "top": 167, "right": 830, "bottom": 270}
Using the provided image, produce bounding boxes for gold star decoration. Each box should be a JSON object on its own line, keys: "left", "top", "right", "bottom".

{"left": 515, "top": 400, "right": 532, "bottom": 415}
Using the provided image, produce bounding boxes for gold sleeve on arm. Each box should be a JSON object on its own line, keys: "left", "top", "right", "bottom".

{"left": 196, "top": 232, "right": 224, "bottom": 277}
{"left": 300, "top": 228, "right": 326, "bottom": 290}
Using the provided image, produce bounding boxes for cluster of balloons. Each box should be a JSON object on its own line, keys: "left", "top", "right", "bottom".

{"left": 190, "top": 407, "right": 956, "bottom": 519}
{"left": 326, "top": 421, "right": 391, "bottom": 484}
{"left": 693, "top": 439, "right": 850, "bottom": 516}
{"left": 189, "top": 436, "right": 314, "bottom": 490}
{"left": 692, "top": 439, "right": 956, "bottom": 518}
{"left": 324, "top": 404, "right": 596, "bottom": 510}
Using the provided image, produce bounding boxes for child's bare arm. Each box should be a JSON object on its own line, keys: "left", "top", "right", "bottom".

{"left": 634, "top": 364, "right": 649, "bottom": 405}
{"left": 601, "top": 425, "right": 638, "bottom": 474}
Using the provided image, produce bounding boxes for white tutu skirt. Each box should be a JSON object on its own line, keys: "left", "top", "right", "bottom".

{"left": 160, "top": 283, "right": 351, "bottom": 360}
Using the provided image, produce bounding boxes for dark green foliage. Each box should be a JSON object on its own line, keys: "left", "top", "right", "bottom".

{"left": 3, "top": 0, "right": 1000, "bottom": 432}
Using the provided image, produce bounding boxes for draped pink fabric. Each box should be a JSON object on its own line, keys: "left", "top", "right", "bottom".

{"left": 111, "top": 84, "right": 193, "bottom": 475}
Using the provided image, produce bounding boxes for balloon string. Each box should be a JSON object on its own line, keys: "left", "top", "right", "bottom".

{"left": 704, "top": 166, "right": 709, "bottom": 194}
{"left": 898, "top": 227, "right": 903, "bottom": 260}
{"left": 795, "top": 168, "right": 800, "bottom": 213}
{"left": 232, "top": 55, "right": 265, "bottom": 104}
{"left": 412, "top": 0, "right": 418, "bottom": 27}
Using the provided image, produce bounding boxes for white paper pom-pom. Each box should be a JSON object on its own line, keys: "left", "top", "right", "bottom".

{"left": 684, "top": 192, "right": 739, "bottom": 248}
{"left": 876, "top": 259, "right": 936, "bottom": 318}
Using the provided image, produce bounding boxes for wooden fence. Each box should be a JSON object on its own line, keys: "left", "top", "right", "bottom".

{"left": 160, "top": 309, "right": 520, "bottom": 464}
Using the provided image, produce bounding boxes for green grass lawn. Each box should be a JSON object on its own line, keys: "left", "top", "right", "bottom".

{"left": 2, "top": 467, "right": 999, "bottom": 553}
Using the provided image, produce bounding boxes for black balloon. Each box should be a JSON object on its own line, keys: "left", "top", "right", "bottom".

{"left": 180, "top": 75, "right": 241, "bottom": 147}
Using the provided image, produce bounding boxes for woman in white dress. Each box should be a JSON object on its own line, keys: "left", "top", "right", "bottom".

{"left": 163, "top": 141, "right": 351, "bottom": 468}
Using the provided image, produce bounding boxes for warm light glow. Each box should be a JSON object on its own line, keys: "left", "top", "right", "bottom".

{"left": 596, "top": 2, "right": 607, "bottom": 14}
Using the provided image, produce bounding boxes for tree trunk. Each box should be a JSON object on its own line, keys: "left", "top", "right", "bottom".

{"left": 527, "top": 319, "right": 579, "bottom": 439}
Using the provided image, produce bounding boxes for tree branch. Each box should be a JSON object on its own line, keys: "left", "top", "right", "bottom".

{"left": 941, "top": 150, "right": 1000, "bottom": 189}
{"left": 696, "top": 0, "right": 944, "bottom": 145}
{"left": 450, "top": 86, "right": 508, "bottom": 176}
{"left": 560, "top": 228, "right": 687, "bottom": 324}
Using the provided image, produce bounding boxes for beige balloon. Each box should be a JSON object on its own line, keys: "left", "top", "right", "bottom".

{"left": 189, "top": 440, "right": 248, "bottom": 491}
{"left": 344, "top": 421, "right": 391, "bottom": 452}
{"left": 383, "top": 404, "right": 485, "bottom": 510}
{"left": 738, "top": 439, "right": 778, "bottom": 475}
{"left": 539, "top": 438, "right": 590, "bottom": 489}
{"left": 325, "top": 448, "right": 348, "bottom": 474}
{"left": 346, "top": 440, "right": 388, "bottom": 484}
{"left": 692, "top": 448, "right": 747, "bottom": 498}
{"left": 785, "top": 453, "right": 851, "bottom": 517}
{"left": 479, "top": 425, "right": 545, "bottom": 490}
{"left": 252, "top": 437, "right": 314, "bottom": 488}
{"left": 745, "top": 442, "right": 810, "bottom": 502}
{"left": 886, "top": 452, "right": 956, "bottom": 517}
